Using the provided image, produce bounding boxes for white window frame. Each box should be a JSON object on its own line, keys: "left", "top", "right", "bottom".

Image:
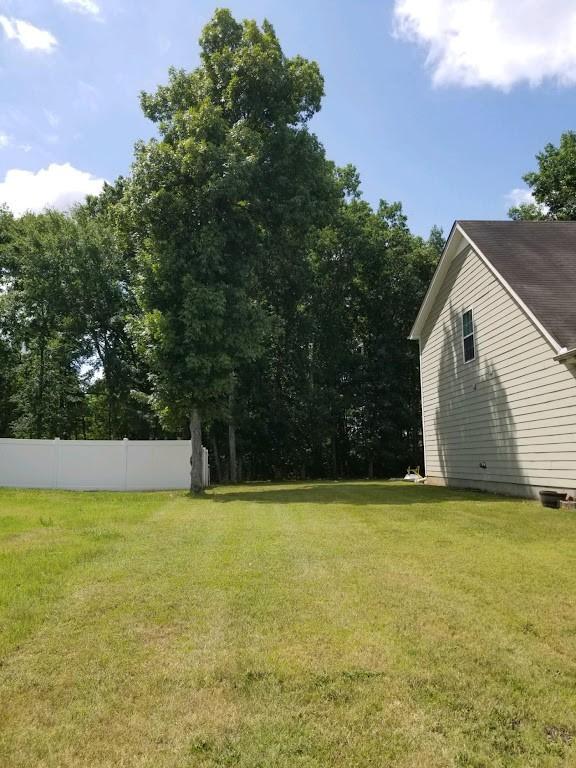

{"left": 462, "top": 307, "right": 475, "bottom": 364}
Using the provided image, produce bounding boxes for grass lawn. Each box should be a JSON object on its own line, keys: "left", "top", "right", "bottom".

{"left": 0, "top": 482, "right": 575, "bottom": 767}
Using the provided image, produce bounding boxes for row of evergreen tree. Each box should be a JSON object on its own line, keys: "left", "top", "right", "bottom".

{"left": 0, "top": 10, "right": 443, "bottom": 482}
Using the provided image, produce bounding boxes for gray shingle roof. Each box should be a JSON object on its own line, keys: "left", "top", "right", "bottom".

{"left": 458, "top": 220, "right": 576, "bottom": 351}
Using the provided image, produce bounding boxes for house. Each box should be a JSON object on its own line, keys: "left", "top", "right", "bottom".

{"left": 409, "top": 220, "right": 576, "bottom": 499}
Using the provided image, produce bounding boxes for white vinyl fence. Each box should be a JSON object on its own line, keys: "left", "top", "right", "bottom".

{"left": 0, "top": 439, "right": 209, "bottom": 491}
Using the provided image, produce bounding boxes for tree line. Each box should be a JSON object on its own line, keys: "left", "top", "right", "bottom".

{"left": 2, "top": 10, "right": 447, "bottom": 488}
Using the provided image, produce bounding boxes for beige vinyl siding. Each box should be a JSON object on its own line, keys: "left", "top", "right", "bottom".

{"left": 420, "top": 245, "right": 576, "bottom": 497}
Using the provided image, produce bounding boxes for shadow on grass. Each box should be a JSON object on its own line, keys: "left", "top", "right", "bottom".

{"left": 209, "top": 481, "right": 519, "bottom": 506}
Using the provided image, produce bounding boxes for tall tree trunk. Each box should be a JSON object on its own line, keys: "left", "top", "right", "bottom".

{"left": 36, "top": 338, "right": 46, "bottom": 438}
{"left": 103, "top": 340, "right": 113, "bottom": 440}
{"left": 331, "top": 432, "right": 338, "bottom": 478}
{"left": 228, "top": 378, "right": 237, "bottom": 484}
{"left": 228, "top": 421, "right": 237, "bottom": 484}
{"left": 93, "top": 336, "right": 114, "bottom": 439}
{"left": 189, "top": 407, "right": 203, "bottom": 494}
{"left": 368, "top": 459, "right": 374, "bottom": 479}
{"left": 107, "top": 395, "right": 113, "bottom": 440}
{"left": 210, "top": 433, "right": 221, "bottom": 485}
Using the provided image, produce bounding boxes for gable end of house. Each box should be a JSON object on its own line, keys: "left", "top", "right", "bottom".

{"left": 411, "top": 219, "right": 576, "bottom": 499}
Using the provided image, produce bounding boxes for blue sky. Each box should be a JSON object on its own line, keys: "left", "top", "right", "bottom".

{"left": 1, "top": 0, "right": 576, "bottom": 236}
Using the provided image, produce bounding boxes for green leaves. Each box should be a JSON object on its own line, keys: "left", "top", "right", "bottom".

{"left": 132, "top": 9, "right": 332, "bottom": 429}
{"left": 509, "top": 131, "right": 576, "bottom": 221}
{"left": 0, "top": 8, "right": 440, "bottom": 478}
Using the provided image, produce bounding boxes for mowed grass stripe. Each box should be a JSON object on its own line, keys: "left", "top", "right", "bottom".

{"left": 0, "top": 489, "right": 165, "bottom": 659}
{"left": 0, "top": 482, "right": 575, "bottom": 767}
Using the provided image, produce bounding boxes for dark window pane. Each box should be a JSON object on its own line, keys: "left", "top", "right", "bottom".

{"left": 464, "top": 334, "right": 475, "bottom": 362}
{"left": 462, "top": 310, "right": 473, "bottom": 337}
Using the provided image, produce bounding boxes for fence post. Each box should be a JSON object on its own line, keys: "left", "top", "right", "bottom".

{"left": 123, "top": 437, "right": 129, "bottom": 491}
{"left": 53, "top": 438, "right": 61, "bottom": 489}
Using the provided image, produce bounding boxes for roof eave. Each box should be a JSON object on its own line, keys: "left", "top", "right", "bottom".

{"left": 409, "top": 220, "right": 564, "bottom": 356}
{"left": 459, "top": 225, "right": 564, "bottom": 355}
{"left": 408, "top": 221, "right": 462, "bottom": 341}
{"left": 553, "top": 347, "right": 575, "bottom": 362}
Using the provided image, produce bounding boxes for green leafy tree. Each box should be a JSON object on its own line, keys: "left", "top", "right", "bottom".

{"left": 321, "top": 200, "right": 437, "bottom": 477}
{"left": 1, "top": 211, "right": 87, "bottom": 438}
{"left": 129, "top": 9, "right": 338, "bottom": 492}
{"left": 72, "top": 190, "right": 157, "bottom": 439}
{"left": 508, "top": 131, "right": 576, "bottom": 220}
{"left": 0, "top": 207, "right": 18, "bottom": 436}
{"left": 0, "top": 10, "right": 443, "bottom": 483}
{"left": 10, "top": 336, "right": 86, "bottom": 439}
{"left": 233, "top": 194, "right": 439, "bottom": 480}
{"left": 508, "top": 202, "right": 546, "bottom": 221}
{"left": 0, "top": 202, "right": 154, "bottom": 440}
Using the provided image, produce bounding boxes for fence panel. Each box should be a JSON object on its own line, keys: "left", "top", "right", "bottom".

{"left": 126, "top": 441, "right": 191, "bottom": 491}
{"left": 0, "top": 439, "right": 209, "bottom": 491}
{"left": 0, "top": 439, "right": 55, "bottom": 489}
{"left": 58, "top": 440, "right": 126, "bottom": 491}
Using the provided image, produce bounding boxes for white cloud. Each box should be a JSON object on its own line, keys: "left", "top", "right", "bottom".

{"left": 0, "top": 163, "right": 105, "bottom": 216}
{"left": 44, "top": 110, "right": 60, "bottom": 129}
{"left": 393, "top": 0, "right": 576, "bottom": 89}
{"left": 0, "top": 16, "right": 57, "bottom": 53}
{"left": 58, "top": 0, "right": 101, "bottom": 17}
{"left": 506, "top": 188, "right": 536, "bottom": 207}
{"left": 505, "top": 187, "right": 549, "bottom": 215}
{"left": 0, "top": 133, "right": 33, "bottom": 153}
